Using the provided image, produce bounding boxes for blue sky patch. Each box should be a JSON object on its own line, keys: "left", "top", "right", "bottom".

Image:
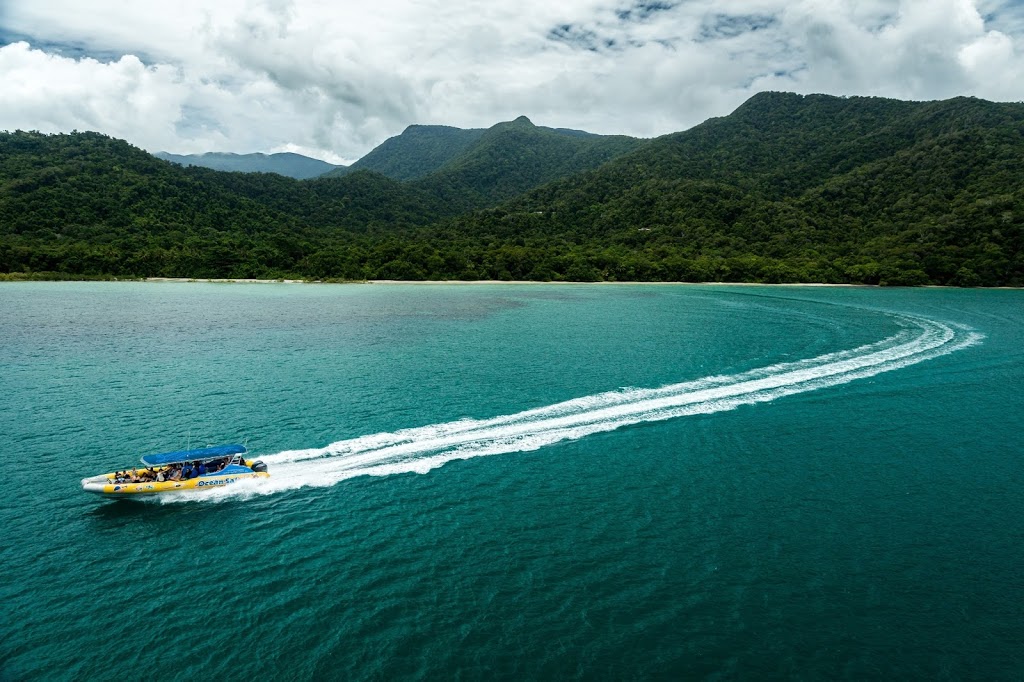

{"left": 615, "top": 1, "right": 680, "bottom": 23}
{"left": 0, "top": 26, "right": 153, "bottom": 64}
{"left": 699, "top": 14, "right": 776, "bottom": 41}
{"left": 548, "top": 24, "right": 603, "bottom": 52}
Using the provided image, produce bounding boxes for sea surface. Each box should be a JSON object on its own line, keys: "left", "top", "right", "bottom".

{"left": 1, "top": 282, "right": 1022, "bottom": 680}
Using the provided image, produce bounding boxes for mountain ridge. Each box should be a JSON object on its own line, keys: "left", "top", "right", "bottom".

{"left": 2, "top": 92, "right": 1022, "bottom": 286}
{"left": 324, "top": 124, "right": 487, "bottom": 181}
{"left": 155, "top": 151, "right": 342, "bottom": 179}
{"left": 408, "top": 116, "right": 645, "bottom": 211}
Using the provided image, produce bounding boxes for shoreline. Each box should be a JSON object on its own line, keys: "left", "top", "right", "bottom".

{"left": 2, "top": 276, "right": 1020, "bottom": 289}
{"left": 140, "top": 278, "right": 1024, "bottom": 290}
{"left": 146, "top": 277, "right": 872, "bottom": 287}
{"left": 145, "top": 277, "right": 311, "bottom": 284}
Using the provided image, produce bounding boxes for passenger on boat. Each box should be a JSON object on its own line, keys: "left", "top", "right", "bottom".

{"left": 197, "top": 462, "right": 207, "bottom": 476}
{"left": 182, "top": 463, "right": 193, "bottom": 479}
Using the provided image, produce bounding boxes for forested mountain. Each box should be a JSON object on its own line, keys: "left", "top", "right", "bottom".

{"left": 0, "top": 131, "right": 447, "bottom": 277}
{"left": 155, "top": 151, "right": 341, "bottom": 179}
{"left": 410, "top": 116, "right": 644, "bottom": 211}
{"left": 445, "top": 93, "right": 1024, "bottom": 285}
{"left": 324, "top": 125, "right": 486, "bottom": 180}
{"left": 325, "top": 118, "right": 643, "bottom": 203}
{"left": 2, "top": 93, "right": 1023, "bottom": 285}
{"left": 522, "top": 92, "right": 1020, "bottom": 199}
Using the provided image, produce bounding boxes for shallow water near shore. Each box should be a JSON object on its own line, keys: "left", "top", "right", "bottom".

{"left": 1, "top": 282, "right": 1022, "bottom": 679}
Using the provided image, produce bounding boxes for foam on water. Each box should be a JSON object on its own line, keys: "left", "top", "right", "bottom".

{"left": 177, "top": 311, "right": 982, "bottom": 502}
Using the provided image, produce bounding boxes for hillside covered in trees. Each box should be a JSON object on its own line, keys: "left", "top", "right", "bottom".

{"left": 324, "top": 124, "right": 487, "bottom": 181}
{"left": 2, "top": 93, "right": 1022, "bottom": 285}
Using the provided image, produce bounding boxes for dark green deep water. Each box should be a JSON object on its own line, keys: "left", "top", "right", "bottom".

{"left": 1, "top": 282, "right": 1022, "bottom": 680}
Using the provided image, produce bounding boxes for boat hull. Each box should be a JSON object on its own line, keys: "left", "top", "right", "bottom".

{"left": 81, "top": 471, "right": 269, "bottom": 497}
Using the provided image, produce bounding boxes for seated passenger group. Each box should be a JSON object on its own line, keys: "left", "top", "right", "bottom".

{"left": 112, "top": 457, "right": 232, "bottom": 484}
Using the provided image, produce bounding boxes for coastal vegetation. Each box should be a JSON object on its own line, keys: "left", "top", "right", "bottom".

{"left": 1, "top": 93, "right": 1022, "bottom": 285}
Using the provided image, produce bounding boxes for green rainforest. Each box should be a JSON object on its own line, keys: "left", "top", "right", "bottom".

{"left": 2, "top": 92, "right": 1022, "bottom": 285}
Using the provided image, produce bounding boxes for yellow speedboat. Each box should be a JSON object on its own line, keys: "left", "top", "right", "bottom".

{"left": 81, "top": 444, "right": 268, "bottom": 498}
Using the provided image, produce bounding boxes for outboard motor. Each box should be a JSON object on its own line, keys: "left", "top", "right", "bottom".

{"left": 251, "top": 460, "right": 268, "bottom": 473}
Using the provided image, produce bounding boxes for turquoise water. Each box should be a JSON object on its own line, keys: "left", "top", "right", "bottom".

{"left": 1, "top": 282, "right": 1022, "bottom": 679}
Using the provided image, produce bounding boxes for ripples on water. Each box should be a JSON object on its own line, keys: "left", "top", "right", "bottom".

{"left": 1, "top": 283, "right": 1021, "bottom": 680}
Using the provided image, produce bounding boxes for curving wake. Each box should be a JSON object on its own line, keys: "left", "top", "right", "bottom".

{"left": 182, "top": 311, "right": 982, "bottom": 501}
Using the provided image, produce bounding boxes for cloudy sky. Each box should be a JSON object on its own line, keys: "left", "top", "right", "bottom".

{"left": 2, "top": 0, "right": 1023, "bottom": 164}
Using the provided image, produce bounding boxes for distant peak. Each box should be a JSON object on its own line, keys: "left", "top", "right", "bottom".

{"left": 512, "top": 115, "right": 533, "bottom": 125}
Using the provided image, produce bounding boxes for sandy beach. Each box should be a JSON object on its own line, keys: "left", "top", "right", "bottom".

{"left": 141, "top": 277, "right": 874, "bottom": 287}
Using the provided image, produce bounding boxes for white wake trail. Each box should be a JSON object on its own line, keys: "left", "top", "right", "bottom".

{"left": 186, "top": 311, "right": 982, "bottom": 501}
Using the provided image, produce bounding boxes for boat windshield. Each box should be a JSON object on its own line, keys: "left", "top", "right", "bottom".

{"left": 140, "top": 444, "right": 246, "bottom": 467}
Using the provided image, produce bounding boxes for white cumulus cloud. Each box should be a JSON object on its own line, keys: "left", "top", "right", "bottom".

{"left": 1, "top": 0, "right": 1023, "bottom": 163}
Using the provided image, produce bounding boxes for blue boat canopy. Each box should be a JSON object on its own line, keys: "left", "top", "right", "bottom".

{"left": 141, "top": 444, "right": 247, "bottom": 467}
